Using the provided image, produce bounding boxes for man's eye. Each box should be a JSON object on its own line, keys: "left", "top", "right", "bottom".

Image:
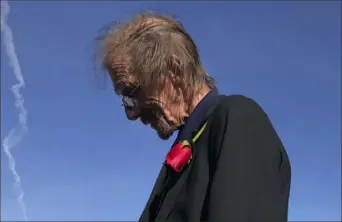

{"left": 121, "top": 84, "right": 138, "bottom": 97}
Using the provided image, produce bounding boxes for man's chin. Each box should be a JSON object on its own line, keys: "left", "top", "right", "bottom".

{"left": 150, "top": 119, "right": 175, "bottom": 140}
{"left": 157, "top": 129, "right": 174, "bottom": 140}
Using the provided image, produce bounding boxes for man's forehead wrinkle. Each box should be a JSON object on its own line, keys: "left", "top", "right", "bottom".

{"left": 113, "top": 73, "right": 138, "bottom": 92}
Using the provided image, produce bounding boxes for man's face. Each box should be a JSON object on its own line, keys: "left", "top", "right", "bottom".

{"left": 119, "top": 80, "right": 179, "bottom": 140}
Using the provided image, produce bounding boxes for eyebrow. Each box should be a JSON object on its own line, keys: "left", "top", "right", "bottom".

{"left": 114, "top": 82, "right": 134, "bottom": 95}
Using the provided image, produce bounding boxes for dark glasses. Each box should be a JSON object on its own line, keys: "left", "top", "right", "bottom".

{"left": 122, "top": 96, "right": 137, "bottom": 108}
{"left": 121, "top": 84, "right": 139, "bottom": 108}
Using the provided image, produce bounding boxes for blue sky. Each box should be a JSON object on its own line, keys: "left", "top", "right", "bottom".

{"left": 1, "top": 1, "right": 340, "bottom": 221}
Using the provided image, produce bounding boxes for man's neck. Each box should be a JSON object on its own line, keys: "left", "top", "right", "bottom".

{"left": 188, "top": 85, "right": 211, "bottom": 114}
{"left": 171, "top": 85, "right": 211, "bottom": 128}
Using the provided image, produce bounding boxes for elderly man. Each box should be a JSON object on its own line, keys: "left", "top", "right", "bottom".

{"left": 97, "top": 12, "right": 291, "bottom": 222}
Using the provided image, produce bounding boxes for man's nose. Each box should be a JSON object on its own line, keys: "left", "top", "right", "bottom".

{"left": 124, "top": 106, "right": 140, "bottom": 120}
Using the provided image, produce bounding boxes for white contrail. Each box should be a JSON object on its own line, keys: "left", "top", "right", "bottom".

{"left": 1, "top": 0, "right": 29, "bottom": 220}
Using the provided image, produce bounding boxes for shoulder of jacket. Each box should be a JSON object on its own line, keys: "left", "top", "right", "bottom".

{"left": 215, "top": 94, "right": 262, "bottom": 113}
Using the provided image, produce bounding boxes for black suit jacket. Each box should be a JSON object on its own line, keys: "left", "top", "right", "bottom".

{"left": 139, "top": 95, "right": 291, "bottom": 222}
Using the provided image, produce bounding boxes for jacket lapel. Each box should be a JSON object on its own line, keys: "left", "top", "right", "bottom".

{"left": 155, "top": 154, "right": 195, "bottom": 222}
{"left": 155, "top": 96, "right": 224, "bottom": 222}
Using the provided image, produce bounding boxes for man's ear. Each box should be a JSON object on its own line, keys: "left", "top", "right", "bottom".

{"left": 169, "top": 55, "right": 183, "bottom": 86}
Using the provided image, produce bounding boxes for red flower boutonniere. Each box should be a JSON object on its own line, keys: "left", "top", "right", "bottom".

{"left": 165, "top": 140, "right": 192, "bottom": 173}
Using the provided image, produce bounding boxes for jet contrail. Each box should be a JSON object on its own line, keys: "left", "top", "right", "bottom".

{"left": 1, "top": 0, "right": 29, "bottom": 220}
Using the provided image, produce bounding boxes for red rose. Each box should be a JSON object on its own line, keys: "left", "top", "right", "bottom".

{"left": 165, "top": 141, "right": 192, "bottom": 173}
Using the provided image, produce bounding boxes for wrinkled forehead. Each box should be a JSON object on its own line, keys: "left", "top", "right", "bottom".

{"left": 108, "top": 68, "right": 138, "bottom": 95}
{"left": 107, "top": 64, "right": 170, "bottom": 97}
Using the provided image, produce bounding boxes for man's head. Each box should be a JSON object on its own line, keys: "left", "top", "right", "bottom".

{"left": 96, "top": 12, "right": 215, "bottom": 140}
